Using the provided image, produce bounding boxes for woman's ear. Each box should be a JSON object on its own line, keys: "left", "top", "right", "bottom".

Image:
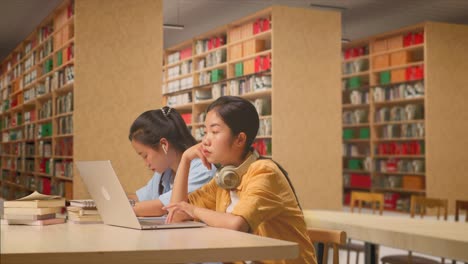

{"left": 159, "top": 138, "right": 169, "bottom": 153}
{"left": 235, "top": 132, "right": 247, "bottom": 147}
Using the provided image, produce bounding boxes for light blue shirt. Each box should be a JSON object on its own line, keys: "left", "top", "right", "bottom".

{"left": 136, "top": 158, "right": 216, "bottom": 206}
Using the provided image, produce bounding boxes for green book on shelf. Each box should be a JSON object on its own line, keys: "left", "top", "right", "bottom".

{"left": 380, "top": 71, "right": 391, "bottom": 85}
{"left": 359, "top": 128, "right": 370, "bottom": 139}
{"left": 348, "top": 159, "right": 362, "bottom": 170}
{"left": 41, "top": 123, "right": 53, "bottom": 137}
{"left": 211, "top": 69, "right": 224, "bottom": 83}
{"left": 343, "top": 129, "right": 354, "bottom": 139}
{"left": 348, "top": 76, "right": 361, "bottom": 89}
{"left": 235, "top": 62, "right": 243, "bottom": 77}
{"left": 57, "top": 50, "right": 63, "bottom": 66}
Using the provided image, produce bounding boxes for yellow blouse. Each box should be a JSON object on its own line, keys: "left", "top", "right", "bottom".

{"left": 188, "top": 159, "right": 317, "bottom": 264}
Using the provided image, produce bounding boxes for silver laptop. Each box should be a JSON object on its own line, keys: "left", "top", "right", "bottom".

{"left": 75, "top": 160, "right": 206, "bottom": 230}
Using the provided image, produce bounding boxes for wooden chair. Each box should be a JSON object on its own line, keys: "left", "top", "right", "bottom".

{"left": 381, "top": 196, "right": 448, "bottom": 264}
{"left": 350, "top": 191, "right": 384, "bottom": 215}
{"left": 307, "top": 228, "right": 347, "bottom": 264}
{"left": 342, "top": 191, "right": 384, "bottom": 264}
{"left": 455, "top": 200, "right": 468, "bottom": 222}
{"left": 410, "top": 196, "right": 448, "bottom": 220}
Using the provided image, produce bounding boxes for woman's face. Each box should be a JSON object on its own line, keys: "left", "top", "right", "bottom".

{"left": 202, "top": 110, "right": 243, "bottom": 166}
{"left": 131, "top": 140, "right": 169, "bottom": 174}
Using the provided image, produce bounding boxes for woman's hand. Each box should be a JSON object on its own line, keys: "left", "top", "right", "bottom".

{"left": 182, "top": 142, "right": 211, "bottom": 169}
{"left": 163, "top": 201, "right": 197, "bottom": 223}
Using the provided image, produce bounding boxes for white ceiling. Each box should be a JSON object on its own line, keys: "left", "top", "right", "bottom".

{"left": 2, "top": 0, "right": 468, "bottom": 62}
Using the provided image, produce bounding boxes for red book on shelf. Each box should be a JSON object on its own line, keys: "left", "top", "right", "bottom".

{"left": 215, "top": 36, "right": 224, "bottom": 47}
{"left": 42, "top": 178, "right": 51, "bottom": 195}
{"left": 253, "top": 19, "right": 261, "bottom": 34}
{"left": 384, "top": 193, "right": 400, "bottom": 210}
{"left": 414, "top": 32, "right": 424, "bottom": 44}
{"left": 67, "top": 2, "right": 74, "bottom": 18}
{"left": 350, "top": 174, "right": 371, "bottom": 188}
{"left": 262, "top": 55, "right": 271, "bottom": 71}
{"left": 262, "top": 18, "right": 270, "bottom": 31}
{"left": 180, "top": 113, "right": 191, "bottom": 125}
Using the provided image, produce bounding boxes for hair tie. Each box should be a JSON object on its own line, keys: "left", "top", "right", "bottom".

{"left": 161, "top": 106, "right": 172, "bottom": 118}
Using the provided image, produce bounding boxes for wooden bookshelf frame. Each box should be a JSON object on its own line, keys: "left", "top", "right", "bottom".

{"left": 341, "top": 21, "right": 468, "bottom": 213}
{"left": 162, "top": 6, "right": 342, "bottom": 210}
{"left": 0, "top": 0, "right": 75, "bottom": 200}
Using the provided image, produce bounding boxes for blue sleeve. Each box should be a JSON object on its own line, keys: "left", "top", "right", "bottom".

{"left": 136, "top": 172, "right": 161, "bottom": 201}
{"left": 158, "top": 159, "right": 216, "bottom": 206}
{"left": 186, "top": 158, "right": 216, "bottom": 193}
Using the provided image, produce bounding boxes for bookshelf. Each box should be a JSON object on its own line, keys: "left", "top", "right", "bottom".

{"left": 341, "top": 22, "right": 468, "bottom": 213}
{"left": 162, "top": 6, "right": 342, "bottom": 209}
{"left": 0, "top": 0, "right": 75, "bottom": 200}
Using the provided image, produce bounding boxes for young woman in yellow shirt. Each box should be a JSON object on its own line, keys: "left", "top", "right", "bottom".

{"left": 165, "top": 96, "right": 317, "bottom": 264}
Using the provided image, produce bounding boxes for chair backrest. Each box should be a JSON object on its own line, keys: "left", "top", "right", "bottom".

{"left": 350, "top": 191, "right": 384, "bottom": 215}
{"left": 410, "top": 196, "right": 448, "bottom": 220}
{"left": 455, "top": 200, "right": 468, "bottom": 222}
{"left": 307, "top": 228, "right": 347, "bottom": 264}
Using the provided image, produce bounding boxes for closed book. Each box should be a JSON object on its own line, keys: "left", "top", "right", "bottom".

{"left": 67, "top": 206, "right": 99, "bottom": 216}
{"left": 68, "top": 219, "right": 103, "bottom": 224}
{"left": 4, "top": 207, "right": 62, "bottom": 216}
{"left": 4, "top": 199, "right": 65, "bottom": 208}
{"left": 68, "top": 213, "right": 102, "bottom": 223}
{"left": 3, "top": 213, "right": 56, "bottom": 220}
{"left": 69, "top": 199, "right": 96, "bottom": 208}
{"left": 2, "top": 218, "right": 65, "bottom": 226}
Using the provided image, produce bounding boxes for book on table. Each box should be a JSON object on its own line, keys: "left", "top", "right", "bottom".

{"left": 68, "top": 199, "right": 97, "bottom": 208}
{"left": 3, "top": 213, "right": 56, "bottom": 221}
{"left": 1, "top": 218, "right": 66, "bottom": 226}
{"left": 67, "top": 206, "right": 99, "bottom": 215}
{"left": 4, "top": 207, "right": 62, "bottom": 215}
{"left": 67, "top": 205, "right": 102, "bottom": 224}
{"left": 2, "top": 191, "right": 66, "bottom": 226}
{"left": 4, "top": 191, "right": 66, "bottom": 208}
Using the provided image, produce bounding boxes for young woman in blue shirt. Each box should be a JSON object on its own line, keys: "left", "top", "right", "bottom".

{"left": 128, "top": 106, "right": 216, "bottom": 216}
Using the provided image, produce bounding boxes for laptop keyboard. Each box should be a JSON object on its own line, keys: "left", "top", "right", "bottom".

{"left": 139, "top": 220, "right": 165, "bottom": 226}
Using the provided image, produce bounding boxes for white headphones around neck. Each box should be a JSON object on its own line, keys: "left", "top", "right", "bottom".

{"left": 215, "top": 151, "right": 259, "bottom": 189}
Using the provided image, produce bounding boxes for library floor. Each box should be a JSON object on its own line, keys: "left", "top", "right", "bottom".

{"left": 335, "top": 206, "right": 465, "bottom": 264}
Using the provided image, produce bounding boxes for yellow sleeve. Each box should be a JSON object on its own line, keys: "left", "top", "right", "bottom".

{"left": 188, "top": 177, "right": 218, "bottom": 210}
{"left": 231, "top": 163, "right": 285, "bottom": 232}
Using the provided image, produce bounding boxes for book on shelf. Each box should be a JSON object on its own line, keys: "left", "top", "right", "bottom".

{"left": 4, "top": 191, "right": 66, "bottom": 208}
{"left": 1, "top": 218, "right": 65, "bottom": 226}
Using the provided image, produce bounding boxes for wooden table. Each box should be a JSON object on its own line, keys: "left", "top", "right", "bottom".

{"left": 304, "top": 210, "right": 468, "bottom": 264}
{"left": 0, "top": 223, "right": 298, "bottom": 264}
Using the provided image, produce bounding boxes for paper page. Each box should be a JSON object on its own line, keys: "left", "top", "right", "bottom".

{"left": 17, "top": 191, "right": 62, "bottom": 201}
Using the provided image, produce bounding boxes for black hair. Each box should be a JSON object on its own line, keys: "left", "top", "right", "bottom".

{"left": 128, "top": 106, "right": 197, "bottom": 153}
{"left": 206, "top": 96, "right": 259, "bottom": 156}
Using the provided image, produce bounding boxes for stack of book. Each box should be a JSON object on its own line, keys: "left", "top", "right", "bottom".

{"left": 67, "top": 200, "right": 102, "bottom": 224}
{"left": 2, "top": 191, "right": 66, "bottom": 226}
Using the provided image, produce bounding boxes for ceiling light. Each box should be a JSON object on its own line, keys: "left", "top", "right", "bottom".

{"left": 163, "top": 24, "right": 184, "bottom": 30}
{"left": 341, "top": 38, "right": 351, "bottom": 43}
{"left": 310, "top": 3, "right": 347, "bottom": 12}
